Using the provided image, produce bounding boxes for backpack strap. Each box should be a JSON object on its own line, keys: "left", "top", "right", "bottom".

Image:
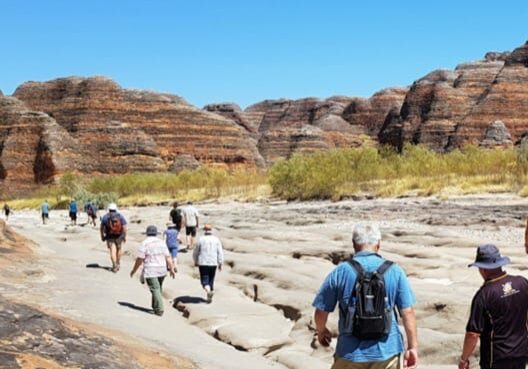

{"left": 375, "top": 260, "right": 394, "bottom": 276}
{"left": 347, "top": 258, "right": 365, "bottom": 277}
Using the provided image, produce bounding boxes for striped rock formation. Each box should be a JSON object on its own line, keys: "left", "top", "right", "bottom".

{"left": 380, "top": 41, "right": 528, "bottom": 151}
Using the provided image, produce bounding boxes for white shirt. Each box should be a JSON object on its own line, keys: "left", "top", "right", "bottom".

{"left": 137, "top": 236, "right": 170, "bottom": 278}
{"left": 183, "top": 205, "right": 199, "bottom": 227}
{"left": 193, "top": 233, "right": 224, "bottom": 266}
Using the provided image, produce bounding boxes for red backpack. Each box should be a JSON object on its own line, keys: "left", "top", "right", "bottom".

{"left": 106, "top": 213, "right": 123, "bottom": 237}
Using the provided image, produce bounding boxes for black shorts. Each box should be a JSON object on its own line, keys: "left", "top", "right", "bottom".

{"left": 186, "top": 226, "right": 196, "bottom": 236}
{"left": 69, "top": 212, "right": 77, "bottom": 221}
{"left": 42, "top": 213, "right": 49, "bottom": 219}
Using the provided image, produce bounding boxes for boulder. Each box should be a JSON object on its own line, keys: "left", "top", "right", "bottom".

{"left": 479, "top": 121, "right": 513, "bottom": 147}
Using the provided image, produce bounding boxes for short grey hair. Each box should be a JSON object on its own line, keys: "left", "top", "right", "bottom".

{"left": 353, "top": 222, "right": 381, "bottom": 246}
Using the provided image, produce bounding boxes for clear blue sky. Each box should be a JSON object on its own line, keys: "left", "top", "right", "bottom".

{"left": 1, "top": 0, "right": 527, "bottom": 108}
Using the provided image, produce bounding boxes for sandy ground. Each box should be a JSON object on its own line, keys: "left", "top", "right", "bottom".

{"left": 3, "top": 194, "right": 528, "bottom": 369}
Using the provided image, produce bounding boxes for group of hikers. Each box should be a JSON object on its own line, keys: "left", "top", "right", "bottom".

{"left": 4, "top": 197, "right": 528, "bottom": 369}
{"left": 36, "top": 199, "right": 223, "bottom": 316}
{"left": 314, "top": 223, "right": 528, "bottom": 369}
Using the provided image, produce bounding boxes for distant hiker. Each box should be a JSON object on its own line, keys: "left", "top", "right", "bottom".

{"left": 69, "top": 199, "right": 78, "bottom": 225}
{"left": 3, "top": 203, "right": 10, "bottom": 221}
{"left": 169, "top": 201, "right": 183, "bottom": 231}
{"left": 163, "top": 222, "right": 179, "bottom": 271}
{"left": 130, "top": 225, "right": 176, "bottom": 316}
{"left": 84, "top": 200, "right": 97, "bottom": 227}
{"left": 183, "top": 201, "right": 199, "bottom": 249}
{"left": 459, "top": 244, "right": 528, "bottom": 369}
{"left": 41, "top": 200, "right": 50, "bottom": 225}
{"left": 100, "top": 203, "right": 127, "bottom": 273}
{"left": 193, "top": 224, "right": 223, "bottom": 303}
{"left": 313, "top": 222, "right": 418, "bottom": 369}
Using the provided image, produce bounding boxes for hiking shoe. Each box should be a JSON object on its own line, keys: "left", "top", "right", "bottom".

{"left": 154, "top": 310, "right": 164, "bottom": 316}
{"left": 207, "top": 291, "right": 214, "bottom": 303}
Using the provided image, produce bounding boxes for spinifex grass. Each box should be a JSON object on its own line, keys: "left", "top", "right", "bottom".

{"left": 269, "top": 145, "right": 528, "bottom": 200}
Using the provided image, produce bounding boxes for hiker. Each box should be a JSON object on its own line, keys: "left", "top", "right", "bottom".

{"left": 84, "top": 200, "right": 97, "bottom": 227}
{"left": 163, "top": 222, "right": 179, "bottom": 271}
{"left": 313, "top": 223, "right": 418, "bottom": 369}
{"left": 169, "top": 201, "right": 183, "bottom": 231}
{"left": 130, "top": 225, "right": 176, "bottom": 316}
{"left": 458, "top": 244, "right": 528, "bottom": 369}
{"left": 100, "top": 203, "right": 127, "bottom": 273}
{"left": 183, "top": 201, "right": 199, "bottom": 250}
{"left": 41, "top": 200, "right": 50, "bottom": 225}
{"left": 69, "top": 199, "right": 78, "bottom": 225}
{"left": 3, "top": 203, "right": 10, "bottom": 221}
{"left": 193, "top": 224, "right": 223, "bottom": 303}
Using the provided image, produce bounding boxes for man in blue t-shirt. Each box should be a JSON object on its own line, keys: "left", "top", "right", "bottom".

{"left": 41, "top": 200, "right": 50, "bottom": 225}
{"left": 313, "top": 223, "right": 418, "bottom": 369}
{"left": 69, "top": 200, "right": 78, "bottom": 225}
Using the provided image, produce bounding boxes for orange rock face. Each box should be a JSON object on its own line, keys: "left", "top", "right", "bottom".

{"left": 380, "top": 42, "right": 528, "bottom": 151}
{"left": 13, "top": 77, "right": 264, "bottom": 173}
{"left": 3, "top": 41, "right": 528, "bottom": 193}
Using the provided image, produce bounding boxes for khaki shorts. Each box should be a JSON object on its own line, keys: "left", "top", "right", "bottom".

{"left": 331, "top": 355, "right": 400, "bottom": 369}
{"left": 106, "top": 238, "right": 123, "bottom": 249}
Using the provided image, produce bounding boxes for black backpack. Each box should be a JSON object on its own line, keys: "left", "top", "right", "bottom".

{"left": 345, "top": 258, "right": 394, "bottom": 340}
{"left": 171, "top": 208, "right": 182, "bottom": 226}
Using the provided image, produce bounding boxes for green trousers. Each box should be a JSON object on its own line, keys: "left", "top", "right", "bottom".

{"left": 146, "top": 276, "right": 165, "bottom": 314}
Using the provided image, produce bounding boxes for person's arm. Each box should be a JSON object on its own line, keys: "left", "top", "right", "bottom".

{"left": 217, "top": 240, "right": 224, "bottom": 271}
{"left": 165, "top": 255, "right": 176, "bottom": 276}
{"left": 400, "top": 307, "right": 418, "bottom": 369}
{"left": 459, "top": 332, "right": 480, "bottom": 369}
{"left": 192, "top": 241, "right": 200, "bottom": 266}
{"left": 122, "top": 216, "right": 128, "bottom": 241}
{"left": 524, "top": 218, "right": 528, "bottom": 254}
{"left": 313, "top": 309, "right": 332, "bottom": 346}
{"left": 130, "top": 258, "right": 144, "bottom": 277}
{"left": 100, "top": 221, "right": 106, "bottom": 241}
{"left": 195, "top": 214, "right": 199, "bottom": 228}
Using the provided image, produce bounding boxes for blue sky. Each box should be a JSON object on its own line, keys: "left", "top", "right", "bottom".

{"left": 1, "top": 1, "right": 527, "bottom": 108}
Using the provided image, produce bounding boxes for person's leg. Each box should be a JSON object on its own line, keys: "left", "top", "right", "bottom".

{"left": 186, "top": 227, "right": 192, "bottom": 249}
{"left": 208, "top": 266, "right": 217, "bottom": 291}
{"left": 107, "top": 241, "right": 117, "bottom": 271}
{"left": 198, "top": 266, "right": 211, "bottom": 298}
{"left": 189, "top": 227, "right": 197, "bottom": 249}
{"left": 115, "top": 240, "right": 123, "bottom": 270}
{"left": 146, "top": 276, "right": 164, "bottom": 315}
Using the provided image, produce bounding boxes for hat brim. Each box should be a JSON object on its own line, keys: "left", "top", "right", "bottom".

{"left": 468, "top": 256, "right": 511, "bottom": 269}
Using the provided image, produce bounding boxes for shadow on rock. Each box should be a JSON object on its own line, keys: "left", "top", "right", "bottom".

{"left": 86, "top": 263, "right": 112, "bottom": 272}
{"left": 117, "top": 301, "right": 154, "bottom": 314}
{"left": 173, "top": 296, "right": 207, "bottom": 304}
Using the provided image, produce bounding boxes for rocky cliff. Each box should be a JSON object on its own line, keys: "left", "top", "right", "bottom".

{"left": 205, "top": 91, "right": 406, "bottom": 163}
{"left": 379, "top": 42, "right": 528, "bottom": 151}
{"left": 2, "top": 40, "right": 528, "bottom": 192}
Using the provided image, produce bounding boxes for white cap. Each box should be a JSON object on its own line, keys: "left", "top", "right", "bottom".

{"left": 352, "top": 222, "right": 381, "bottom": 246}
{"left": 108, "top": 203, "right": 118, "bottom": 211}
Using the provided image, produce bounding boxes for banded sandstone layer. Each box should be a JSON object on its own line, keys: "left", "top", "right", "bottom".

{"left": 1, "top": 41, "right": 528, "bottom": 193}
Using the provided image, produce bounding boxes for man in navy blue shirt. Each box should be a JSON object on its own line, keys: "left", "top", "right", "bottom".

{"left": 459, "top": 244, "right": 528, "bottom": 369}
{"left": 313, "top": 223, "right": 418, "bottom": 369}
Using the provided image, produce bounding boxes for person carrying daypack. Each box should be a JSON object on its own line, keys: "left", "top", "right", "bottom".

{"left": 84, "top": 200, "right": 97, "bottom": 227}
{"left": 100, "top": 203, "right": 127, "bottom": 273}
{"left": 169, "top": 201, "right": 183, "bottom": 230}
{"left": 313, "top": 223, "right": 418, "bottom": 369}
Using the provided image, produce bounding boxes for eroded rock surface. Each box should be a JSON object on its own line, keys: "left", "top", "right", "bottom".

{"left": 12, "top": 77, "right": 263, "bottom": 173}
{"left": 380, "top": 41, "right": 528, "bottom": 151}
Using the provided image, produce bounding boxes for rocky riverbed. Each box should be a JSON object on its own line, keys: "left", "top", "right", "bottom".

{"left": 2, "top": 194, "right": 527, "bottom": 369}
